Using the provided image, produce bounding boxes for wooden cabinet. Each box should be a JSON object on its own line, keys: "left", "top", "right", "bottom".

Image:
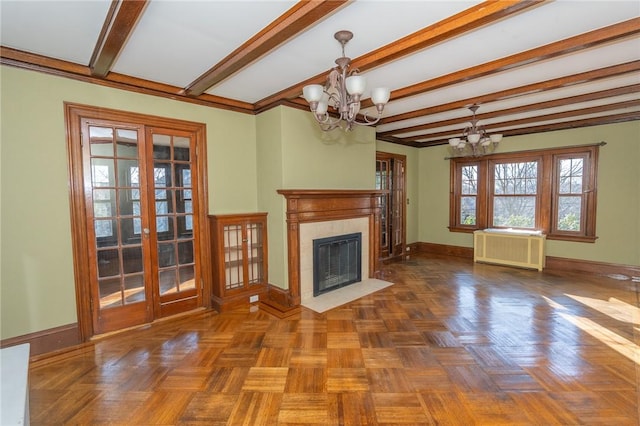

{"left": 209, "top": 213, "right": 268, "bottom": 311}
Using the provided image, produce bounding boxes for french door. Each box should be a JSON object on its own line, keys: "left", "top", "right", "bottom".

{"left": 66, "top": 104, "right": 209, "bottom": 338}
{"left": 376, "top": 152, "right": 406, "bottom": 260}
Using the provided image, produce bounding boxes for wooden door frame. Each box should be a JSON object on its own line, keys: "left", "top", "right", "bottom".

{"left": 376, "top": 151, "right": 407, "bottom": 260}
{"left": 65, "top": 103, "right": 211, "bottom": 341}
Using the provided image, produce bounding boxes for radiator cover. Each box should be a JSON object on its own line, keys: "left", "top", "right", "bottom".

{"left": 473, "top": 229, "right": 546, "bottom": 271}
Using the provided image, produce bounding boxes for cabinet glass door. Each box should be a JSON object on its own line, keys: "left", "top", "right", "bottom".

{"left": 223, "top": 224, "right": 244, "bottom": 290}
{"left": 246, "top": 222, "right": 264, "bottom": 286}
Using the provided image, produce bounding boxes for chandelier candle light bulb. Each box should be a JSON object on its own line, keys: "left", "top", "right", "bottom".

{"left": 302, "top": 30, "right": 390, "bottom": 131}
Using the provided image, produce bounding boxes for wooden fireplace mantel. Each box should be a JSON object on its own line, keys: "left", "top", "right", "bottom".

{"left": 276, "top": 189, "right": 384, "bottom": 307}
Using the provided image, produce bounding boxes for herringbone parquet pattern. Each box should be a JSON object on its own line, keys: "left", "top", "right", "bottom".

{"left": 29, "top": 254, "right": 640, "bottom": 425}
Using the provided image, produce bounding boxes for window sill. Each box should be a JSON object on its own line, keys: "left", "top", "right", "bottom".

{"left": 546, "top": 234, "right": 598, "bottom": 243}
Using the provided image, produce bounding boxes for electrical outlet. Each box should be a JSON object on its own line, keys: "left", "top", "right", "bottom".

{"left": 249, "top": 295, "right": 259, "bottom": 303}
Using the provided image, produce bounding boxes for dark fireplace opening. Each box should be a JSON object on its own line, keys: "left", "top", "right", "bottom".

{"left": 313, "top": 232, "right": 362, "bottom": 297}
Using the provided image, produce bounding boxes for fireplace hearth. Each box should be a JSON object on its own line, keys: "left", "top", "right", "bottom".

{"left": 313, "top": 232, "right": 362, "bottom": 296}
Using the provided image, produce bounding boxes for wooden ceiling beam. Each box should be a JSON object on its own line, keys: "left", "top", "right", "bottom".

{"left": 399, "top": 100, "right": 640, "bottom": 143}
{"left": 378, "top": 60, "right": 640, "bottom": 126}
{"left": 367, "top": 17, "right": 640, "bottom": 110}
{"left": 380, "top": 83, "right": 640, "bottom": 137}
{"left": 185, "top": 0, "right": 349, "bottom": 97}
{"left": 90, "top": 0, "right": 148, "bottom": 78}
{"left": 412, "top": 111, "right": 640, "bottom": 148}
{"left": 253, "top": 0, "right": 545, "bottom": 112}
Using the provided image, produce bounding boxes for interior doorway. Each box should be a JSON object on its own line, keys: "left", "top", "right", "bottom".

{"left": 376, "top": 152, "right": 406, "bottom": 260}
{"left": 66, "top": 104, "right": 210, "bottom": 339}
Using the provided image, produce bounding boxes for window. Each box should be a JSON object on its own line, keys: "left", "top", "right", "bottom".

{"left": 491, "top": 160, "right": 539, "bottom": 229}
{"left": 449, "top": 144, "right": 600, "bottom": 242}
{"left": 460, "top": 164, "right": 478, "bottom": 226}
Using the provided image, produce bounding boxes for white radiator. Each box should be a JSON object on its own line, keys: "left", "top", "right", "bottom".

{"left": 473, "top": 229, "right": 545, "bottom": 271}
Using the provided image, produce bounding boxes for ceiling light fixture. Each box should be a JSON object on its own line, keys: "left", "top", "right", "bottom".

{"left": 302, "top": 30, "right": 390, "bottom": 132}
{"left": 448, "top": 104, "right": 503, "bottom": 156}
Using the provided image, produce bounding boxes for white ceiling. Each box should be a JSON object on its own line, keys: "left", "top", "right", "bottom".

{"left": 1, "top": 0, "right": 639, "bottom": 147}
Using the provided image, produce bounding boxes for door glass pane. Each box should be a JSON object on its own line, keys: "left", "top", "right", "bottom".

{"left": 120, "top": 218, "right": 141, "bottom": 245}
{"left": 124, "top": 275, "right": 145, "bottom": 303}
{"left": 99, "top": 277, "right": 122, "bottom": 308}
{"left": 157, "top": 216, "right": 174, "bottom": 240}
{"left": 178, "top": 194, "right": 192, "bottom": 214}
{"left": 158, "top": 242, "right": 176, "bottom": 267}
{"left": 122, "top": 246, "right": 143, "bottom": 273}
{"left": 154, "top": 167, "right": 169, "bottom": 187}
{"left": 177, "top": 214, "right": 193, "bottom": 236}
{"left": 118, "top": 189, "right": 135, "bottom": 216}
{"left": 93, "top": 189, "right": 114, "bottom": 218}
{"left": 179, "top": 265, "right": 195, "bottom": 290}
{"left": 116, "top": 129, "right": 139, "bottom": 158}
{"left": 118, "top": 159, "right": 139, "bottom": 187}
{"left": 91, "top": 158, "right": 114, "bottom": 186}
{"left": 95, "top": 219, "right": 118, "bottom": 246}
{"left": 90, "top": 127, "right": 114, "bottom": 156}
{"left": 159, "top": 270, "right": 177, "bottom": 295}
{"left": 156, "top": 199, "right": 169, "bottom": 215}
{"left": 153, "top": 134, "right": 172, "bottom": 159}
{"left": 97, "top": 249, "right": 119, "bottom": 277}
{"left": 174, "top": 137, "right": 190, "bottom": 161}
{"left": 178, "top": 240, "right": 193, "bottom": 264}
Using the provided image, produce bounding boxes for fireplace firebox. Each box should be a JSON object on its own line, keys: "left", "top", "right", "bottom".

{"left": 313, "top": 232, "right": 362, "bottom": 296}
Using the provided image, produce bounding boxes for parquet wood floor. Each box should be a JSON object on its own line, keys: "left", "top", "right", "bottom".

{"left": 29, "top": 253, "right": 640, "bottom": 425}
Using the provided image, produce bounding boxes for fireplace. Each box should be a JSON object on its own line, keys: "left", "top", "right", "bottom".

{"left": 313, "top": 232, "right": 362, "bottom": 296}
{"left": 276, "top": 189, "right": 384, "bottom": 307}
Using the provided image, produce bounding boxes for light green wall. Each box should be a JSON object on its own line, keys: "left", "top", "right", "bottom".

{"left": 0, "top": 66, "right": 258, "bottom": 339}
{"left": 2, "top": 64, "right": 638, "bottom": 341}
{"left": 418, "top": 121, "right": 640, "bottom": 266}
{"left": 374, "top": 141, "right": 420, "bottom": 245}
{"left": 280, "top": 107, "right": 376, "bottom": 189}
{"left": 256, "top": 107, "right": 378, "bottom": 290}
{"left": 255, "top": 107, "right": 286, "bottom": 290}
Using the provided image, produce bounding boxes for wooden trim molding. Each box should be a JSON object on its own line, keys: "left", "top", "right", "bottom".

{"left": 277, "top": 189, "right": 384, "bottom": 307}
{"left": 415, "top": 241, "right": 640, "bottom": 277}
{"left": 417, "top": 242, "right": 474, "bottom": 259}
{"left": 65, "top": 102, "right": 211, "bottom": 340}
{"left": 545, "top": 256, "right": 640, "bottom": 277}
{"left": 0, "top": 323, "right": 80, "bottom": 358}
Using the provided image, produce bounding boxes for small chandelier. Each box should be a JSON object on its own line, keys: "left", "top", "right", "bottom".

{"left": 302, "top": 30, "right": 390, "bottom": 132}
{"left": 448, "top": 104, "right": 503, "bottom": 156}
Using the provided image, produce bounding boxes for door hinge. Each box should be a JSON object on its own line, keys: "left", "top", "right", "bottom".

{"left": 200, "top": 277, "right": 204, "bottom": 290}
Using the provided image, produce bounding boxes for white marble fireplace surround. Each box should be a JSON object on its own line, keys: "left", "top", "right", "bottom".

{"left": 299, "top": 217, "right": 369, "bottom": 301}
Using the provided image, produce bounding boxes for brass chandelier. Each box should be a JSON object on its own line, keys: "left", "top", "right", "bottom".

{"left": 448, "top": 104, "right": 503, "bottom": 157}
{"left": 302, "top": 30, "right": 390, "bottom": 132}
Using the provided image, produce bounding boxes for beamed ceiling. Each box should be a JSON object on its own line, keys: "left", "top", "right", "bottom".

{"left": 1, "top": 0, "right": 639, "bottom": 148}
